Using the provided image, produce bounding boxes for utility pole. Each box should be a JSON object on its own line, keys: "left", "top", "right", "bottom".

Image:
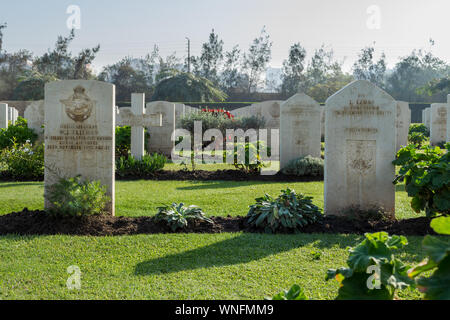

{"left": 186, "top": 37, "right": 191, "bottom": 73}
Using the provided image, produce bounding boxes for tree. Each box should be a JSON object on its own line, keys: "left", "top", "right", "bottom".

{"left": 304, "top": 45, "right": 342, "bottom": 89}
{"left": 152, "top": 73, "right": 227, "bottom": 102}
{"left": 281, "top": 43, "right": 307, "bottom": 96}
{"left": 155, "top": 52, "right": 181, "bottom": 84}
{"left": 386, "top": 42, "right": 449, "bottom": 102}
{"left": 219, "top": 45, "right": 247, "bottom": 94}
{"left": 242, "top": 27, "right": 272, "bottom": 94}
{"left": 193, "top": 29, "right": 224, "bottom": 84}
{"left": 306, "top": 71, "right": 354, "bottom": 103}
{"left": 352, "top": 46, "right": 386, "bottom": 88}
{"left": 33, "top": 29, "right": 100, "bottom": 80}
{"left": 0, "top": 22, "right": 6, "bottom": 53}
{"left": 99, "top": 56, "right": 152, "bottom": 102}
{"left": 12, "top": 70, "right": 58, "bottom": 100}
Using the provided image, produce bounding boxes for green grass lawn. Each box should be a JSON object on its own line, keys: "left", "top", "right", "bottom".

{"left": 0, "top": 180, "right": 421, "bottom": 220}
{"left": 0, "top": 179, "right": 428, "bottom": 300}
{"left": 0, "top": 233, "right": 425, "bottom": 300}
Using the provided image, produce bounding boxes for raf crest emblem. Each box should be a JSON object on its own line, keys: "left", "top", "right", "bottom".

{"left": 61, "top": 86, "right": 95, "bottom": 122}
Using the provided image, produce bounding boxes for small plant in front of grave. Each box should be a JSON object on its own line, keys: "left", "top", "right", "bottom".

{"left": 116, "top": 153, "right": 167, "bottom": 177}
{"left": 46, "top": 176, "right": 111, "bottom": 217}
{"left": 0, "top": 140, "right": 44, "bottom": 181}
{"left": 245, "top": 188, "right": 322, "bottom": 233}
{"left": 225, "top": 141, "right": 269, "bottom": 173}
{"left": 409, "top": 123, "right": 430, "bottom": 138}
{"left": 408, "top": 216, "right": 450, "bottom": 300}
{"left": 281, "top": 155, "right": 324, "bottom": 177}
{"left": 267, "top": 284, "right": 308, "bottom": 300}
{"left": 408, "top": 132, "right": 428, "bottom": 147}
{"left": 326, "top": 232, "right": 414, "bottom": 300}
{"left": 393, "top": 143, "right": 450, "bottom": 217}
{"left": 0, "top": 117, "right": 38, "bottom": 150}
{"left": 154, "top": 203, "right": 213, "bottom": 232}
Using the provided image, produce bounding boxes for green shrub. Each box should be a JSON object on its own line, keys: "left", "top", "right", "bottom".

{"left": 46, "top": 176, "right": 111, "bottom": 217}
{"left": 0, "top": 141, "right": 44, "bottom": 180}
{"left": 326, "top": 232, "right": 413, "bottom": 300}
{"left": 225, "top": 141, "right": 268, "bottom": 173}
{"left": 409, "top": 123, "right": 430, "bottom": 137}
{"left": 281, "top": 156, "right": 324, "bottom": 177}
{"left": 115, "top": 126, "right": 131, "bottom": 158}
{"left": 116, "top": 153, "right": 166, "bottom": 177}
{"left": 408, "top": 132, "right": 428, "bottom": 147}
{"left": 245, "top": 188, "right": 322, "bottom": 233}
{"left": 0, "top": 117, "right": 37, "bottom": 150}
{"left": 267, "top": 285, "right": 308, "bottom": 300}
{"left": 155, "top": 203, "right": 213, "bottom": 231}
{"left": 393, "top": 143, "right": 449, "bottom": 217}
{"left": 408, "top": 216, "right": 450, "bottom": 300}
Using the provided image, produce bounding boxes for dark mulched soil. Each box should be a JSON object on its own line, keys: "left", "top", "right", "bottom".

{"left": 117, "top": 170, "right": 323, "bottom": 182}
{"left": 0, "top": 170, "right": 322, "bottom": 182}
{"left": 0, "top": 209, "right": 436, "bottom": 237}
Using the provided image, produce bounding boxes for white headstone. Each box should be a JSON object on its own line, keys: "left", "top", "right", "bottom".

{"left": 320, "top": 106, "right": 325, "bottom": 140}
{"left": 44, "top": 80, "right": 116, "bottom": 215}
{"left": 280, "top": 93, "right": 321, "bottom": 169}
{"left": 425, "top": 108, "right": 431, "bottom": 129}
{"left": 131, "top": 93, "right": 145, "bottom": 160}
{"left": 324, "top": 80, "right": 396, "bottom": 216}
{"left": 146, "top": 101, "right": 176, "bottom": 157}
{"left": 0, "top": 103, "right": 8, "bottom": 129}
{"left": 24, "top": 100, "right": 45, "bottom": 135}
{"left": 430, "top": 103, "right": 447, "bottom": 145}
{"left": 396, "top": 101, "right": 410, "bottom": 151}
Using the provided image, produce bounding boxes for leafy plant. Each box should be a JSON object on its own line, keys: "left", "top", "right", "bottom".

{"left": 155, "top": 203, "right": 213, "bottom": 232}
{"left": 246, "top": 188, "right": 322, "bottom": 233}
{"left": 326, "top": 232, "right": 413, "bottom": 300}
{"left": 408, "top": 132, "right": 428, "bottom": 147}
{"left": 46, "top": 176, "right": 111, "bottom": 217}
{"left": 409, "top": 123, "right": 430, "bottom": 137}
{"left": 0, "top": 141, "right": 44, "bottom": 180}
{"left": 393, "top": 143, "right": 450, "bottom": 217}
{"left": 281, "top": 156, "right": 324, "bottom": 177}
{"left": 0, "top": 117, "right": 37, "bottom": 150}
{"left": 116, "top": 153, "right": 167, "bottom": 178}
{"left": 225, "top": 140, "right": 268, "bottom": 173}
{"left": 408, "top": 216, "right": 450, "bottom": 300}
{"left": 267, "top": 285, "right": 308, "bottom": 300}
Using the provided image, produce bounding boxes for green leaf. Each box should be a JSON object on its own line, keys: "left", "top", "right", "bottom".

{"left": 431, "top": 216, "right": 450, "bottom": 235}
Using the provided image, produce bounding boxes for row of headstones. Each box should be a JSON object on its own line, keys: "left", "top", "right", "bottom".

{"left": 42, "top": 79, "right": 444, "bottom": 219}
{"left": 0, "top": 103, "right": 19, "bottom": 128}
{"left": 422, "top": 100, "right": 449, "bottom": 145}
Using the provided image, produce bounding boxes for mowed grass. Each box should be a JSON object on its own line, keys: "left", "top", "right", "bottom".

{"left": 0, "top": 179, "right": 427, "bottom": 300}
{"left": 0, "top": 180, "right": 421, "bottom": 220}
{"left": 0, "top": 233, "right": 425, "bottom": 300}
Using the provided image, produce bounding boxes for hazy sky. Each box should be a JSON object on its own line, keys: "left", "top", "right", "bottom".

{"left": 1, "top": 0, "right": 449, "bottom": 73}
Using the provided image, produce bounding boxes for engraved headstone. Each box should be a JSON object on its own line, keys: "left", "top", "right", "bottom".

{"left": 396, "top": 101, "right": 410, "bottom": 151}
{"left": 0, "top": 103, "right": 8, "bottom": 129}
{"left": 146, "top": 101, "right": 176, "bottom": 157}
{"left": 324, "top": 80, "right": 396, "bottom": 216}
{"left": 430, "top": 103, "right": 447, "bottom": 145}
{"left": 131, "top": 93, "right": 145, "bottom": 159}
{"left": 280, "top": 93, "right": 321, "bottom": 169}
{"left": 44, "top": 80, "right": 116, "bottom": 215}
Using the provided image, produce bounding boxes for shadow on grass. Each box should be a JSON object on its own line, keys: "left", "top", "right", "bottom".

{"left": 134, "top": 232, "right": 356, "bottom": 276}
{"left": 0, "top": 182, "right": 43, "bottom": 188}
